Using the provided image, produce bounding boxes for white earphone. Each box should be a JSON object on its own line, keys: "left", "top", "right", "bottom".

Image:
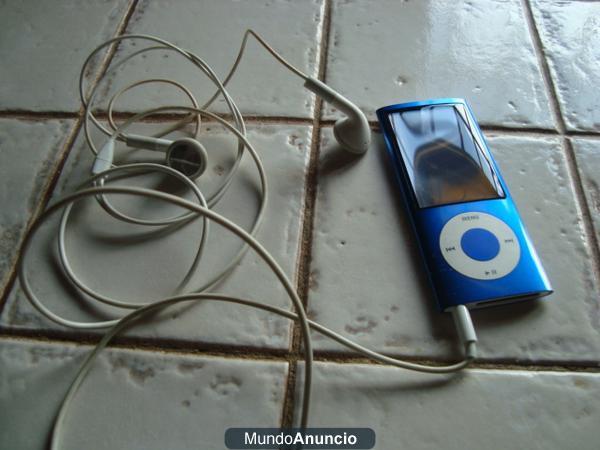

{"left": 304, "top": 77, "right": 371, "bottom": 154}
{"left": 125, "top": 134, "right": 209, "bottom": 179}
{"left": 87, "top": 32, "right": 370, "bottom": 181}
{"left": 115, "top": 78, "right": 372, "bottom": 174}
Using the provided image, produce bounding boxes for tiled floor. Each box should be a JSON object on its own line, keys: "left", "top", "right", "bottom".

{"left": 1, "top": 0, "right": 599, "bottom": 449}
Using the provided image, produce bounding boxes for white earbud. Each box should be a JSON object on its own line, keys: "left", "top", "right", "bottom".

{"left": 92, "top": 134, "right": 208, "bottom": 180}
{"left": 92, "top": 76, "right": 369, "bottom": 180}
{"left": 304, "top": 77, "right": 371, "bottom": 154}
{"left": 125, "top": 134, "right": 208, "bottom": 179}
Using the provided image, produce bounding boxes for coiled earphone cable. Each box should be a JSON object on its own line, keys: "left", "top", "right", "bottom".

{"left": 14, "top": 31, "right": 478, "bottom": 447}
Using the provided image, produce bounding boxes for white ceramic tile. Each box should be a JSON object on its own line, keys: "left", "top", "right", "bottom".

{"left": 0, "top": 338, "right": 287, "bottom": 450}
{"left": 306, "top": 129, "right": 600, "bottom": 363}
{"left": 1, "top": 122, "right": 311, "bottom": 350}
{"left": 0, "top": 0, "right": 130, "bottom": 111}
{"left": 294, "top": 362, "right": 600, "bottom": 449}
{"left": 324, "top": 0, "right": 554, "bottom": 128}
{"left": 96, "top": 0, "right": 324, "bottom": 117}
{"left": 572, "top": 139, "right": 600, "bottom": 240}
{"left": 531, "top": 1, "right": 600, "bottom": 132}
{"left": 0, "top": 118, "right": 74, "bottom": 294}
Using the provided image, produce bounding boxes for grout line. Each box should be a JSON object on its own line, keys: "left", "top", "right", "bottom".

{"left": 76, "top": 0, "right": 140, "bottom": 120}
{"left": 479, "top": 125, "right": 559, "bottom": 137}
{"left": 93, "top": 111, "right": 315, "bottom": 126}
{"left": 522, "top": 0, "right": 600, "bottom": 283}
{"left": 566, "top": 132, "right": 600, "bottom": 141}
{"left": 0, "top": 0, "right": 140, "bottom": 314}
{"left": 521, "top": 0, "right": 566, "bottom": 134}
{"left": 306, "top": 355, "right": 600, "bottom": 373}
{"left": 0, "top": 110, "right": 79, "bottom": 120}
{"left": 0, "top": 330, "right": 291, "bottom": 362}
{"left": 563, "top": 137, "right": 600, "bottom": 291}
{"left": 365, "top": 120, "right": 563, "bottom": 136}
{"left": 280, "top": 0, "right": 333, "bottom": 429}
{"left": 0, "top": 118, "right": 83, "bottom": 312}
{"left": 3, "top": 111, "right": 600, "bottom": 139}
{"left": 2, "top": 332, "right": 600, "bottom": 374}
{"left": 7, "top": 110, "right": 600, "bottom": 137}
{"left": 367, "top": 120, "right": 598, "bottom": 139}
{"left": 78, "top": 0, "right": 141, "bottom": 105}
{"left": 564, "top": 137, "right": 600, "bottom": 269}
{"left": 309, "top": 358, "right": 600, "bottom": 374}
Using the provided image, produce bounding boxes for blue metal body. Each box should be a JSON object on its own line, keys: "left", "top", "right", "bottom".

{"left": 376, "top": 98, "right": 552, "bottom": 311}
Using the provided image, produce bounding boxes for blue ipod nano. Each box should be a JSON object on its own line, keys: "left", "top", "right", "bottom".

{"left": 376, "top": 99, "right": 552, "bottom": 311}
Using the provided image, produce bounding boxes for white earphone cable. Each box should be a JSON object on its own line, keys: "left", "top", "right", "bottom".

{"left": 14, "top": 30, "right": 477, "bottom": 448}
{"left": 19, "top": 185, "right": 474, "bottom": 449}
